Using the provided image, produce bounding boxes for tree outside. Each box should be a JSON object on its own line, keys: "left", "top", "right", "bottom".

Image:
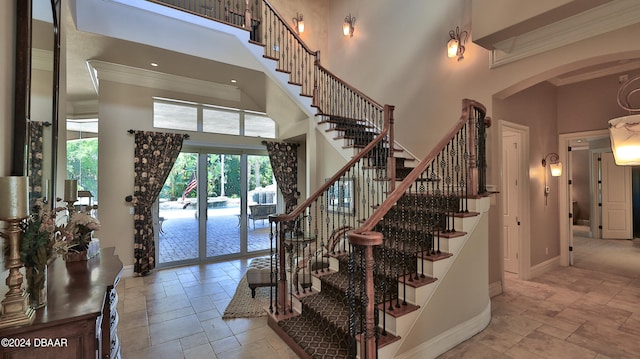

{"left": 66, "top": 138, "right": 99, "bottom": 201}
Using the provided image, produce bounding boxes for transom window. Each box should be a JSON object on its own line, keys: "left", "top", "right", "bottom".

{"left": 153, "top": 98, "right": 276, "bottom": 138}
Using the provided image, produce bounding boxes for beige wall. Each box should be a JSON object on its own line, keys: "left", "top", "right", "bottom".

{"left": 494, "top": 82, "right": 560, "bottom": 266}
{"left": 268, "top": 0, "right": 329, "bottom": 61}
{"left": 322, "top": 0, "right": 640, "bottom": 286}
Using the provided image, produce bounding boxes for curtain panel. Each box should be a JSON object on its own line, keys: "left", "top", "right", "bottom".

{"left": 264, "top": 141, "right": 299, "bottom": 213}
{"left": 133, "top": 131, "right": 184, "bottom": 275}
{"left": 28, "top": 121, "right": 44, "bottom": 208}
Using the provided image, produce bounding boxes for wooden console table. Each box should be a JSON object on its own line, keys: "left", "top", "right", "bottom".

{"left": 0, "top": 247, "right": 123, "bottom": 358}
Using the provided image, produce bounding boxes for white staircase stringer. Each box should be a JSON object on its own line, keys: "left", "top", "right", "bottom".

{"left": 379, "top": 197, "right": 491, "bottom": 359}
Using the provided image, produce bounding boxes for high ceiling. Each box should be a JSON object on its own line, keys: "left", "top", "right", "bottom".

{"left": 32, "top": 0, "right": 640, "bottom": 119}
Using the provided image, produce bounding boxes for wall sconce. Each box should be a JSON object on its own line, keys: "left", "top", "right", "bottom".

{"left": 447, "top": 26, "right": 468, "bottom": 61}
{"left": 343, "top": 13, "right": 355, "bottom": 37}
{"left": 542, "top": 153, "right": 561, "bottom": 205}
{"left": 292, "top": 13, "right": 304, "bottom": 34}
{"left": 608, "top": 75, "right": 640, "bottom": 165}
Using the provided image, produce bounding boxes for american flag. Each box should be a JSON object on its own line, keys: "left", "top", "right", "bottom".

{"left": 182, "top": 173, "right": 197, "bottom": 200}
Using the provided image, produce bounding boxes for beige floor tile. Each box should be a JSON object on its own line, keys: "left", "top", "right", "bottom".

{"left": 119, "top": 324, "right": 151, "bottom": 355}
{"left": 118, "top": 308, "right": 149, "bottom": 331}
{"left": 126, "top": 339, "right": 184, "bottom": 359}
{"left": 568, "top": 321, "right": 640, "bottom": 358}
{"left": 180, "top": 332, "right": 210, "bottom": 351}
{"left": 149, "top": 314, "right": 204, "bottom": 345}
{"left": 516, "top": 330, "right": 598, "bottom": 359}
{"left": 184, "top": 342, "right": 217, "bottom": 359}
{"left": 210, "top": 335, "right": 242, "bottom": 355}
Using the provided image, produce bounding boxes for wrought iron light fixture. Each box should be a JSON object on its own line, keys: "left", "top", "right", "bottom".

{"left": 343, "top": 13, "right": 355, "bottom": 37}
{"left": 292, "top": 13, "right": 304, "bottom": 34}
{"left": 447, "top": 26, "right": 468, "bottom": 61}
{"left": 542, "top": 153, "right": 562, "bottom": 177}
{"left": 542, "top": 153, "right": 561, "bottom": 206}
{"left": 608, "top": 75, "right": 640, "bottom": 165}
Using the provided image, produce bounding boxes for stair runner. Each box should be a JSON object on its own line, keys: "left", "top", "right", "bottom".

{"left": 320, "top": 115, "right": 414, "bottom": 181}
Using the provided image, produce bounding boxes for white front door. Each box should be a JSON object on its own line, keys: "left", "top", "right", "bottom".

{"left": 503, "top": 131, "right": 520, "bottom": 273}
{"left": 601, "top": 152, "right": 632, "bottom": 239}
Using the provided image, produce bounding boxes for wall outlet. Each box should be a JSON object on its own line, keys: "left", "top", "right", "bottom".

{"left": 129, "top": 207, "right": 134, "bottom": 215}
{"left": 545, "top": 186, "right": 550, "bottom": 194}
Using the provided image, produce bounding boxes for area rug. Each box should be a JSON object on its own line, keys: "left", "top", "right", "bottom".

{"left": 222, "top": 275, "right": 273, "bottom": 319}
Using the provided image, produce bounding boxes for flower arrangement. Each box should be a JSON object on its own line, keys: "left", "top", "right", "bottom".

{"left": 60, "top": 210, "right": 101, "bottom": 253}
{"left": 18, "top": 199, "right": 64, "bottom": 307}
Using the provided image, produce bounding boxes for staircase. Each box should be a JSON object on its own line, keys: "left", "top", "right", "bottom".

{"left": 144, "top": 1, "right": 491, "bottom": 357}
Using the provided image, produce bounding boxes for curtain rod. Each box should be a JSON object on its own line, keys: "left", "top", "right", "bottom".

{"left": 127, "top": 129, "right": 190, "bottom": 139}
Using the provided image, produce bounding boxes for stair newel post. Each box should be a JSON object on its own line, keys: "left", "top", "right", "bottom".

{"left": 349, "top": 230, "right": 383, "bottom": 358}
{"left": 385, "top": 105, "right": 396, "bottom": 192}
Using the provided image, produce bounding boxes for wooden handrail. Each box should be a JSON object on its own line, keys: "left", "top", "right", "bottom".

{"left": 262, "top": 0, "right": 318, "bottom": 57}
{"left": 353, "top": 99, "right": 486, "bottom": 233}
{"left": 316, "top": 64, "right": 385, "bottom": 112}
{"left": 270, "top": 126, "right": 389, "bottom": 224}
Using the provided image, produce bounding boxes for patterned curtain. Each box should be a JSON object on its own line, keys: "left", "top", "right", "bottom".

{"left": 28, "top": 121, "right": 44, "bottom": 208}
{"left": 133, "top": 131, "right": 184, "bottom": 275}
{"left": 264, "top": 141, "right": 299, "bottom": 213}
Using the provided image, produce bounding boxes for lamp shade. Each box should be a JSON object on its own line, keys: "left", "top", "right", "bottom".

{"left": 608, "top": 114, "right": 640, "bottom": 165}
{"left": 64, "top": 179, "right": 78, "bottom": 202}
{"left": 0, "top": 176, "right": 29, "bottom": 220}
{"left": 447, "top": 39, "right": 459, "bottom": 58}
{"left": 343, "top": 22, "right": 351, "bottom": 36}
{"left": 550, "top": 162, "right": 562, "bottom": 177}
{"left": 297, "top": 20, "right": 304, "bottom": 34}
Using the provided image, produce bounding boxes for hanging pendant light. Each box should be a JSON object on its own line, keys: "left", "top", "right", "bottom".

{"left": 608, "top": 75, "right": 640, "bottom": 165}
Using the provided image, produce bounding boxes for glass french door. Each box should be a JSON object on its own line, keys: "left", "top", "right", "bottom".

{"left": 157, "top": 151, "right": 274, "bottom": 267}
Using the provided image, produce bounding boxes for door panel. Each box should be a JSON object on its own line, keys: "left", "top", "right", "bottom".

{"left": 205, "top": 153, "right": 242, "bottom": 258}
{"left": 503, "top": 132, "right": 520, "bottom": 274}
{"left": 157, "top": 152, "right": 200, "bottom": 265}
{"left": 601, "top": 152, "right": 632, "bottom": 239}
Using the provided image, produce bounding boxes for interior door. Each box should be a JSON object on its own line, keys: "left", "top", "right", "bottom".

{"left": 601, "top": 152, "right": 632, "bottom": 239}
{"left": 503, "top": 131, "right": 520, "bottom": 273}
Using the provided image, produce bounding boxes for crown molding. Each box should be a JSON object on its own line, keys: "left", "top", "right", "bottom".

{"left": 87, "top": 60, "right": 241, "bottom": 102}
{"left": 490, "top": 0, "right": 640, "bottom": 68}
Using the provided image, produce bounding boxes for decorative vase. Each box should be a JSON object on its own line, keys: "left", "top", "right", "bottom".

{"left": 26, "top": 265, "right": 47, "bottom": 309}
{"left": 64, "top": 250, "right": 88, "bottom": 262}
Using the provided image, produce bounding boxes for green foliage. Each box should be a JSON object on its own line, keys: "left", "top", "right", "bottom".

{"left": 158, "top": 153, "right": 275, "bottom": 200}
{"left": 66, "top": 138, "right": 99, "bottom": 200}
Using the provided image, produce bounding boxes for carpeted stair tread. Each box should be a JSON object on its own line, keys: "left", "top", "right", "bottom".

{"left": 278, "top": 314, "right": 352, "bottom": 358}
{"left": 300, "top": 291, "right": 351, "bottom": 334}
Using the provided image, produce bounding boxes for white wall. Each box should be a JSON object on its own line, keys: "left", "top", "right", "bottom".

{"left": 97, "top": 79, "right": 280, "bottom": 266}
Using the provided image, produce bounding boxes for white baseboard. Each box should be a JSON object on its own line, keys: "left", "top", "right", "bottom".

{"left": 529, "top": 256, "right": 560, "bottom": 279}
{"left": 489, "top": 280, "right": 503, "bottom": 297}
{"left": 394, "top": 302, "right": 491, "bottom": 359}
{"left": 122, "top": 265, "right": 135, "bottom": 278}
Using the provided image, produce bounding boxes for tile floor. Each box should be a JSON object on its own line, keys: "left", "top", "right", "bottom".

{"left": 119, "top": 233, "right": 640, "bottom": 358}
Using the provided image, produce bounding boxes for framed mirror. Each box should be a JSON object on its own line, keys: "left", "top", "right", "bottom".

{"left": 14, "top": 0, "right": 61, "bottom": 210}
